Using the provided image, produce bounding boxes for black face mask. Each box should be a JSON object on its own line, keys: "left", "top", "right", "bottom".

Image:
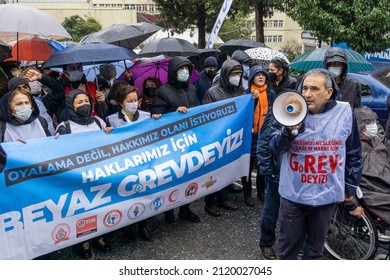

{"left": 268, "top": 72, "right": 277, "bottom": 82}
{"left": 206, "top": 69, "right": 217, "bottom": 78}
{"left": 144, "top": 87, "right": 156, "bottom": 98}
{"left": 76, "top": 104, "right": 91, "bottom": 117}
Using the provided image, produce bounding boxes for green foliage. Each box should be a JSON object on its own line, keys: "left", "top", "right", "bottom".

{"left": 62, "top": 15, "right": 102, "bottom": 42}
{"left": 218, "top": 13, "right": 253, "bottom": 42}
{"left": 282, "top": 0, "right": 390, "bottom": 53}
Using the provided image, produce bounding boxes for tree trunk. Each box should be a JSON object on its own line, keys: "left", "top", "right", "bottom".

{"left": 255, "top": 0, "right": 265, "bottom": 43}
{"left": 197, "top": 5, "right": 206, "bottom": 48}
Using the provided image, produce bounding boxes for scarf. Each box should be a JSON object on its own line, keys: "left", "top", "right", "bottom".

{"left": 252, "top": 83, "right": 268, "bottom": 134}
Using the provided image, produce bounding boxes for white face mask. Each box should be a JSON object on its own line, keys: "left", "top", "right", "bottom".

{"left": 328, "top": 66, "right": 342, "bottom": 77}
{"left": 14, "top": 104, "right": 32, "bottom": 122}
{"left": 29, "top": 81, "right": 42, "bottom": 96}
{"left": 67, "top": 70, "right": 83, "bottom": 82}
{"left": 124, "top": 102, "right": 138, "bottom": 114}
{"left": 177, "top": 68, "right": 190, "bottom": 82}
{"left": 363, "top": 123, "right": 378, "bottom": 138}
{"left": 229, "top": 75, "right": 241, "bottom": 86}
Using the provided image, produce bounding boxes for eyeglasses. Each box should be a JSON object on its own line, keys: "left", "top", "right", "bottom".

{"left": 16, "top": 84, "right": 30, "bottom": 90}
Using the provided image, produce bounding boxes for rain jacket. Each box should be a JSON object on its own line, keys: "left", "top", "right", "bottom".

{"left": 269, "top": 69, "right": 362, "bottom": 206}
{"left": 355, "top": 106, "right": 390, "bottom": 225}
{"left": 151, "top": 56, "right": 199, "bottom": 114}
{"left": 55, "top": 89, "right": 105, "bottom": 135}
{"left": 324, "top": 47, "right": 362, "bottom": 108}
{"left": 203, "top": 60, "right": 245, "bottom": 104}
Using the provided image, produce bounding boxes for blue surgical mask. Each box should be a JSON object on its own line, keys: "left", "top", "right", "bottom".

{"left": 68, "top": 70, "right": 84, "bottom": 82}
{"left": 177, "top": 68, "right": 190, "bottom": 82}
{"left": 14, "top": 104, "right": 32, "bottom": 121}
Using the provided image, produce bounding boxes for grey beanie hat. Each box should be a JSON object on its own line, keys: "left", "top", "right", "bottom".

{"left": 8, "top": 76, "right": 30, "bottom": 92}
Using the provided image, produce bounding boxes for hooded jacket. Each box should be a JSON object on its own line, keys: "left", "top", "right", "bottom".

{"left": 354, "top": 106, "right": 390, "bottom": 224}
{"left": 151, "top": 56, "right": 199, "bottom": 114}
{"left": 0, "top": 91, "right": 50, "bottom": 142}
{"left": 269, "top": 69, "right": 362, "bottom": 204}
{"left": 324, "top": 47, "right": 362, "bottom": 108}
{"left": 203, "top": 60, "right": 245, "bottom": 104}
{"left": 55, "top": 89, "right": 105, "bottom": 135}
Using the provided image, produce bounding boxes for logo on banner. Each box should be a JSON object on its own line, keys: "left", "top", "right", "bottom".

{"left": 127, "top": 203, "right": 146, "bottom": 220}
{"left": 52, "top": 223, "right": 71, "bottom": 244}
{"left": 151, "top": 196, "right": 165, "bottom": 211}
{"left": 202, "top": 176, "right": 217, "bottom": 190}
{"left": 185, "top": 183, "right": 198, "bottom": 198}
{"left": 76, "top": 215, "right": 97, "bottom": 237}
{"left": 103, "top": 210, "right": 122, "bottom": 228}
{"left": 168, "top": 189, "right": 180, "bottom": 204}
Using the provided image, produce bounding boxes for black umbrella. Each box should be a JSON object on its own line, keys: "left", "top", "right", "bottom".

{"left": 219, "top": 39, "right": 267, "bottom": 56}
{"left": 42, "top": 43, "right": 139, "bottom": 69}
{"left": 0, "top": 39, "right": 12, "bottom": 61}
{"left": 139, "top": 37, "right": 201, "bottom": 58}
{"left": 79, "top": 22, "right": 162, "bottom": 49}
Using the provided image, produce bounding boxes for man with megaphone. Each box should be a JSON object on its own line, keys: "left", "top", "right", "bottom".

{"left": 268, "top": 69, "right": 363, "bottom": 260}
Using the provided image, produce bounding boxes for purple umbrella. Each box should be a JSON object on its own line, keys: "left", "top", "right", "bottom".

{"left": 118, "top": 55, "right": 199, "bottom": 92}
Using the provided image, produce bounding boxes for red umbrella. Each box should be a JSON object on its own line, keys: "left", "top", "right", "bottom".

{"left": 6, "top": 36, "right": 54, "bottom": 61}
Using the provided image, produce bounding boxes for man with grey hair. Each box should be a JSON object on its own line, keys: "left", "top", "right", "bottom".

{"left": 268, "top": 69, "right": 363, "bottom": 259}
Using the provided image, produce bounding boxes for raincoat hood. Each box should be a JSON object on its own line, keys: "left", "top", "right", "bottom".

{"left": 0, "top": 91, "right": 40, "bottom": 125}
{"left": 248, "top": 65, "right": 270, "bottom": 86}
{"left": 219, "top": 59, "right": 243, "bottom": 90}
{"left": 324, "top": 47, "right": 348, "bottom": 80}
{"left": 167, "top": 56, "right": 193, "bottom": 87}
{"left": 354, "top": 106, "right": 378, "bottom": 130}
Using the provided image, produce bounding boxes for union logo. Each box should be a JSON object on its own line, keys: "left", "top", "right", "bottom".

{"left": 168, "top": 189, "right": 180, "bottom": 203}
{"left": 150, "top": 196, "right": 165, "bottom": 211}
{"left": 103, "top": 210, "right": 122, "bottom": 228}
{"left": 185, "top": 182, "right": 198, "bottom": 198}
{"left": 201, "top": 176, "right": 217, "bottom": 190}
{"left": 127, "top": 203, "right": 146, "bottom": 220}
{"left": 52, "top": 223, "right": 71, "bottom": 244}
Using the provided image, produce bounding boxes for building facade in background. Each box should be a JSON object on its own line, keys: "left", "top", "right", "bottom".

{"left": 13, "top": 1, "right": 319, "bottom": 51}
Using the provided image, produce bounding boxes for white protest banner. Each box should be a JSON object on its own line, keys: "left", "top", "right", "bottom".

{"left": 206, "top": 0, "right": 234, "bottom": 49}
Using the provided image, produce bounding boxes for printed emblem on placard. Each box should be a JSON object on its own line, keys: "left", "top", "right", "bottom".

{"left": 168, "top": 189, "right": 180, "bottom": 203}
{"left": 150, "top": 196, "right": 165, "bottom": 211}
{"left": 127, "top": 203, "right": 146, "bottom": 220}
{"left": 185, "top": 182, "right": 198, "bottom": 198}
{"left": 76, "top": 215, "right": 97, "bottom": 238}
{"left": 103, "top": 210, "right": 122, "bottom": 228}
{"left": 201, "top": 176, "right": 217, "bottom": 190}
{"left": 52, "top": 223, "right": 71, "bottom": 244}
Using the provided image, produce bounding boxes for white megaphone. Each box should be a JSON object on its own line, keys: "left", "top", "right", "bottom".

{"left": 272, "top": 91, "right": 308, "bottom": 136}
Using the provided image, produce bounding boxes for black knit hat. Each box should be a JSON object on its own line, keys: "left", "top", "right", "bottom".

{"left": 204, "top": 56, "right": 218, "bottom": 68}
{"left": 8, "top": 76, "right": 30, "bottom": 92}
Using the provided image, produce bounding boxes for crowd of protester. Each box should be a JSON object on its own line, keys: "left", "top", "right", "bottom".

{"left": 0, "top": 45, "right": 389, "bottom": 260}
